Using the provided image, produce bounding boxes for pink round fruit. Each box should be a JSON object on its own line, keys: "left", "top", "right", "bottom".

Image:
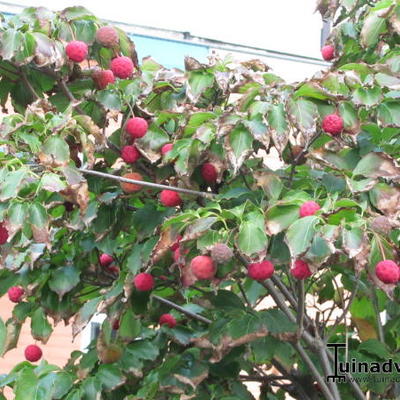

{"left": 160, "top": 190, "right": 182, "bottom": 207}
{"left": 111, "top": 56, "right": 134, "bottom": 79}
{"left": 375, "top": 260, "right": 399, "bottom": 284}
{"left": 170, "top": 235, "right": 182, "bottom": 252}
{"left": 190, "top": 255, "right": 216, "bottom": 280}
{"left": 65, "top": 40, "right": 88, "bottom": 62}
{"left": 159, "top": 313, "right": 177, "bottom": 328}
{"left": 7, "top": 286, "right": 24, "bottom": 303}
{"left": 92, "top": 69, "right": 115, "bottom": 90}
{"left": 290, "top": 260, "right": 312, "bottom": 280}
{"left": 322, "top": 114, "right": 343, "bottom": 135}
{"left": 107, "top": 265, "right": 120, "bottom": 275}
{"left": 201, "top": 163, "right": 218, "bottom": 184}
{"left": 100, "top": 253, "right": 113, "bottom": 267}
{"left": 25, "top": 344, "right": 42, "bottom": 362}
{"left": 96, "top": 26, "right": 119, "bottom": 47}
{"left": 0, "top": 222, "right": 8, "bottom": 245}
{"left": 126, "top": 117, "right": 148, "bottom": 139}
{"left": 133, "top": 272, "right": 154, "bottom": 291}
{"left": 161, "top": 143, "right": 174, "bottom": 155}
{"left": 321, "top": 45, "right": 335, "bottom": 61}
{"left": 248, "top": 260, "right": 274, "bottom": 281}
{"left": 299, "top": 201, "right": 321, "bottom": 218}
{"left": 121, "top": 145, "right": 141, "bottom": 163}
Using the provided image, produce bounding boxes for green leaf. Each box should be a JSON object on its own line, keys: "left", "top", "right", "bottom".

{"left": 31, "top": 308, "right": 53, "bottom": 343}
{"left": 118, "top": 308, "right": 141, "bottom": 342}
{"left": 96, "top": 364, "right": 125, "bottom": 391}
{"left": 352, "top": 87, "right": 382, "bottom": 107}
{"left": 228, "top": 124, "right": 253, "bottom": 172}
{"left": 287, "top": 98, "right": 318, "bottom": 135}
{"left": 41, "top": 173, "right": 66, "bottom": 192}
{"left": 0, "top": 317, "right": 6, "bottom": 356}
{"left": 377, "top": 101, "right": 400, "bottom": 127}
{"left": 29, "top": 202, "right": 47, "bottom": 227}
{"left": 360, "top": 8, "right": 388, "bottom": 48}
{"left": 0, "top": 29, "right": 23, "bottom": 60}
{"left": 0, "top": 169, "right": 28, "bottom": 201}
{"left": 358, "top": 339, "right": 390, "bottom": 360}
{"left": 40, "top": 136, "right": 70, "bottom": 165}
{"left": 49, "top": 266, "right": 80, "bottom": 299}
{"left": 268, "top": 103, "right": 288, "bottom": 153}
{"left": 211, "top": 290, "right": 245, "bottom": 311}
{"left": 237, "top": 211, "right": 268, "bottom": 256}
{"left": 285, "top": 216, "right": 319, "bottom": 257}
{"left": 265, "top": 205, "right": 299, "bottom": 235}
{"left": 339, "top": 101, "right": 359, "bottom": 133}
{"left": 187, "top": 71, "right": 214, "bottom": 101}
{"left": 14, "top": 367, "right": 38, "bottom": 400}
{"left": 96, "top": 90, "right": 122, "bottom": 110}
{"left": 353, "top": 152, "right": 400, "bottom": 179}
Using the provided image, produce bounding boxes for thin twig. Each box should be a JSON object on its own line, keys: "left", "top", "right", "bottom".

{"left": 271, "top": 275, "right": 298, "bottom": 309}
{"left": 297, "top": 280, "right": 305, "bottom": 338}
{"left": 20, "top": 68, "right": 40, "bottom": 100}
{"left": 57, "top": 78, "right": 85, "bottom": 115}
{"left": 79, "top": 168, "right": 216, "bottom": 199}
{"left": 293, "top": 342, "right": 335, "bottom": 400}
{"left": 152, "top": 294, "right": 211, "bottom": 324}
{"left": 325, "top": 281, "right": 359, "bottom": 342}
{"left": 238, "top": 281, "right": 251, "bottom": 307}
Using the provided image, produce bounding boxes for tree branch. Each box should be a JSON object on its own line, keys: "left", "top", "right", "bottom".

{"left": 152, "top": 294, "right": 212, "bottom": 324}
{"left": 79, "top": 168, "right": 216, "bottom": 199}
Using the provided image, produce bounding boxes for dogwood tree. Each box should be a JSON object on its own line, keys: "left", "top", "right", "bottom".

{"left": 0, "top": 0, "right": 399, "bottom": 398}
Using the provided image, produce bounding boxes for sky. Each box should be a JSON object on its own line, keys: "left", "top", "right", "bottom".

{"left": 2, "top": 0, "right": 324, "bottom": 58}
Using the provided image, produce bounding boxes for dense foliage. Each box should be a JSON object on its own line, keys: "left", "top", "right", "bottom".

{"left": 0, "top": 0, "right": 400, "bottom": 399}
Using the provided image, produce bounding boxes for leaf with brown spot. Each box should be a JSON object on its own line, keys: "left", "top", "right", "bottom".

{"left": 74, "top": 115, "right": 105, "bottom": 146}
{"left": 60, "top": 181, "right": 89, "bottom": 214}
{"left": 353, "top": 152, "right": 400, "bottom": 181}
{"left": 182, "top": 217, "right": 217, "bottom": 242}
{"left": 174, "top": 368, "right": 209, "bottom": 390}
{"left": 150, "top": 227, "right": 180, "bottom": 264}
{"left": 370, "top": 183, "right": 400, "bottom": 218}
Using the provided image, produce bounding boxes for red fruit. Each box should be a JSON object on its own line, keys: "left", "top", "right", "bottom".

{"left": 111, "top": 56, "right": 134, "bottom": 79}
{"left": 375, "top": 260, "right": 399, "bottom": 284}
{"left": 161, "top": 143, "right": 174, "bottom": 155}
{"left": 173, "top": 246, "right": 188, "bottom": 264}
{"left": 299, "top": 201, "right": 321, "bottom": 218}
{"left": 108, "top": 265, "right": 120, "bottom": 275}
{"left": 190, "top": 255, "right": 216, "bottom": 280}
{"left": 112, "top": 319, "right": 120, "bottom": 330}
{"left": 133, "top": 272, "right": 154, "bottom": 291}
{"left": 0, "top": 222, "right": 8, "bottom": 245}
{"left": 65, "top": 40, "right": 88, "bottom": 62}
{"left": 24, "top": 344, "right": 42, "bottom": 362}
{"left": 100, "top": 253, "right": 113, "bottom": 267}
{"left": 248, "top": 260, "right": 274, "bottom": 281}
{"left": 120, "top": 172, "right": 143, "bottom": 193}
{"left": 92, "top": 69, "right": 115, "bottom": 90}
{"left": 290, "top": 260, "right": 312, "bottom": 280}
{"left": 322, "top": 114, "right": 343, "bottom": 135}
{"left": 321, "top": 45, "right": 335, "bottom": 61}
{"left": 159, "top": 313, "right": 177, "bottom": 328}
{"left": 170, "top": 235, "right": 182, "bottom": 252}
{"left": 121, "top": 145, "right": 141, "bottom": 163}
{"left": 126, "top": 117, "right": 148, "bottom": 139}
{"left": 160, "top": 190, "right": 182, "bottom": 207}
{"left": 7, "top": 286, "right": 24, "bottom": 303}
{"left": 201, "top": 163, "right": 218, "bottom": 184}
{"left": 96, "top": 26, "right": 119, "bottom": 47}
